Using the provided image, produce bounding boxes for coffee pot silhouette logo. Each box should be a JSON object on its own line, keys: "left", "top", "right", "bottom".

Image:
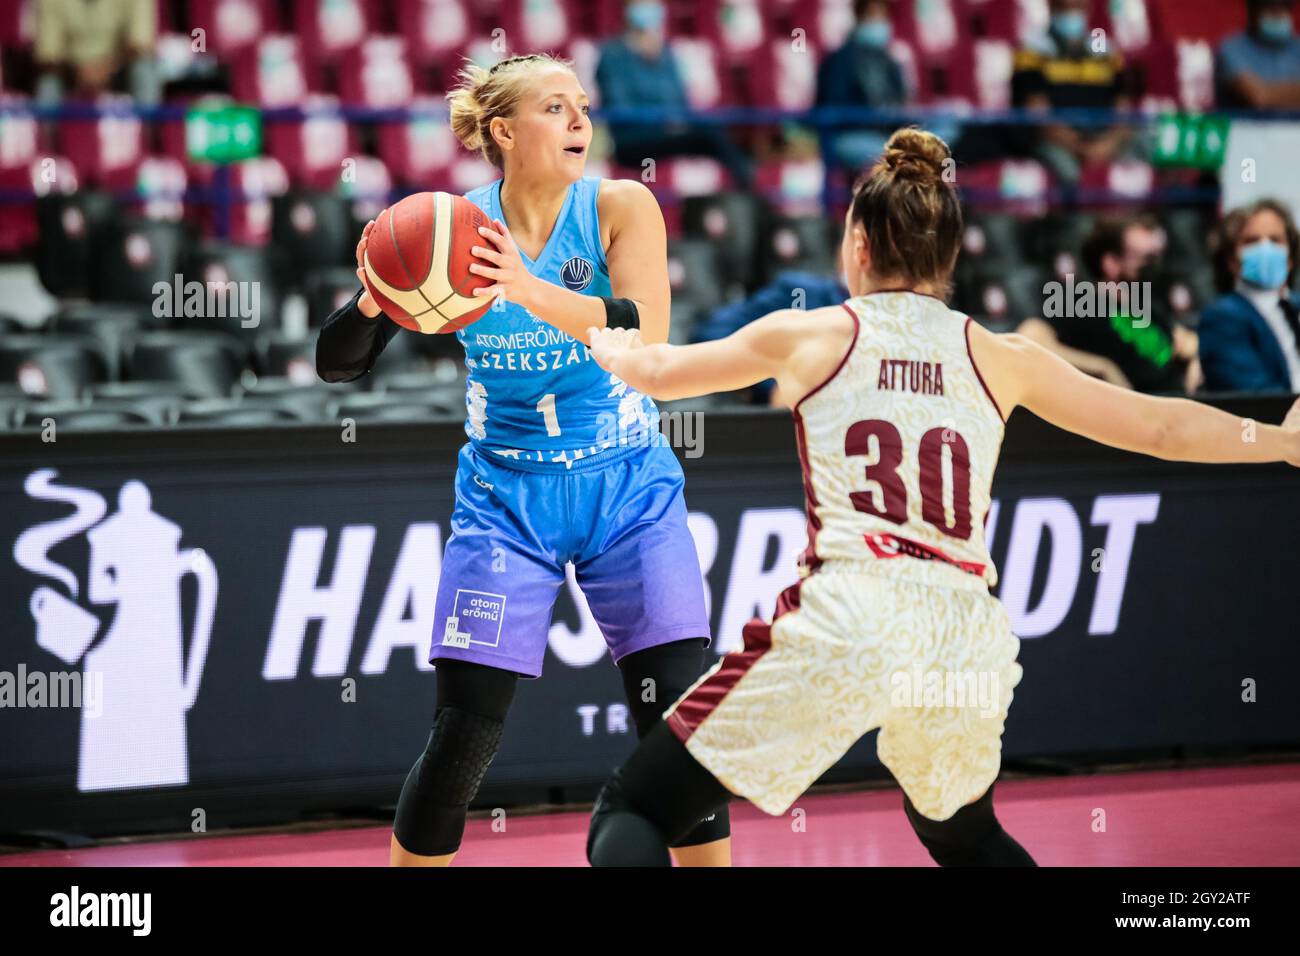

{"left": 14, "top": 469, "right": 218, "bottom": 792}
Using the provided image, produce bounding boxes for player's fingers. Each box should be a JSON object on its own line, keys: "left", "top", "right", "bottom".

{"left": 472, "top": 284, "right": 504, "bottom": 298}
{"left": 586, "top": 326, "right": 602, "bottom": 345}
{"left": 477, "top": 224, "right": 510, "bottom": 252}
{"left": 470, "top": 245, "right": 505, "bottom": 265}
{"left": 468, "top": 262, "right": 505, "bottom": 280}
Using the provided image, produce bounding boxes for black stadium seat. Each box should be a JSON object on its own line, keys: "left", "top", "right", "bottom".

{"left": 0, "top": 335, "right": 109, "bottom": 400}
{"left": 35, "top": 190, "right": 116, "bottom": 299}
{"left": 271, "top": 191, "right": 354, "bottom": 283}
{"left": 682, "top": 192, "right": 768, "bottom": 291}
{"left": 254, "top": 331, "right": 317, "bottom": 382}
{"left": 15, "top": 401, "right": 155, "bottom": 431}
{"left": 177, "top": 397, "right": 304, "bottom": 425}
{"left": 94, "top": 217, "right": 190, "bottom": 305}
{"left": 764, "top": 215, "right": 837, "bottom": 280}
{"left": 179, "top": 241, "right": 283, "bottom": 340}
{"left": 666, "top": 238, "right": 726, "bottom": 315}
{"left": 127, "top": 331, "right": 248, "bottom": 399}
{"left": 47, "top": 303, "right": 159, "bottom": 382}
{"left": 305, "top": 267, "right": 366, "bottom": 328}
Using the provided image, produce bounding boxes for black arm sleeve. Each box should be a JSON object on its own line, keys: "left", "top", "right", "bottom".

{"left": 315, "top": 288, "right": 401, "bottom": 383}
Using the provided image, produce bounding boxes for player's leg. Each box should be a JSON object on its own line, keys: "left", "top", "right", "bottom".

{"left": 616, "top": 639, "right": 732, "bottom": 866}
{"left": 390, "top": 446, "right": 565, "bottom": 865}
{"left": 390, "top": 660, "right": 518, "bottom": 866}
{"left": 902, "top": 784, "right": 1035, "bottom": 867}
{"left": 587, "top": 719, "right": 734, "bottom": 866}
{"left": 876, "top": 585, "right": 1035, "bottom": 866}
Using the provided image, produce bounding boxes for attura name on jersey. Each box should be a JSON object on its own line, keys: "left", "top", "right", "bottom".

{"left": 877, "top": 358, "right": 945, "bottom": 395}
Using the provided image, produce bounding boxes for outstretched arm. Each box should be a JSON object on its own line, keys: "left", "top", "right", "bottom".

{"left": 587, "top": 309, "right": 813, "bottom": 402}
{"left": 972, "top": 325, "right": 1300, "bottom": 466}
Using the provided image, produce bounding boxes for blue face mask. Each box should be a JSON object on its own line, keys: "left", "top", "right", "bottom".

{"left": 1051, "top": 10, "right": 1088, "bottom": 43}
{"left": 1241, "top": 239, "right": 1291, "bottom": 290}
{"left": 1258, "top": 14, "right": 1294, "bottom": 44}
{"left": 627, "top": 2, "right": 665, "bottom": 32}
{"left": 854, "top": 20, "right": 892, "bottom": 49}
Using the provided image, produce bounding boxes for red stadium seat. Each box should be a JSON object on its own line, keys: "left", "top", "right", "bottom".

{"left": 339, "top": 36, "right": 416, "bottom": 107}
{"left": 377, "top": 95, "right": 461, "bottom": 187}
{"left": 698, "top": 1, "right": 768, "bottom": 63}
{"left": 264, "top": 94, "right": 355, "bottom": 189}
{"left": 58, "top": 95, "right": 145, "bottom": 188}
{"left": 670, "top": 37, "right": 729, "bottom": 108}
{"left": 397, "top": 0, "right": 473, "bottom": 66}
{"left": 0, "top": 0, "right": 33, "bottom": 50}
{"left": 498, "top": 0, "right": 572, "bottom": 51}
{"left": 294, "top": 0, "right": 372, "bottom": 63}
{"left": 103, "top": 155, "right": 188, "bottom": 223}
{"left": 188, "top": 0, "right": 276, "bottom": 57}
{"left": 754, "top": 158, "right": 825, "bottom": 217}
{"left": 746, "top": 37, "right": 819, "bottom": 109}
{"left": 231, "top": 34, "right": 314, "bottom": 106}
{"left": 338, "top": 154, "right": 394, "bottom": 223}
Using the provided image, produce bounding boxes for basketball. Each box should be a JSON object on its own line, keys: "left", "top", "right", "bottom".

{"left": 361, "top": 191, "right": 495, "bottom": 334}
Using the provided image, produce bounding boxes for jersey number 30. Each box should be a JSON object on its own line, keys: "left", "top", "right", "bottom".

{"left": 845, "top": 419, "right": 972, "bottom": 540}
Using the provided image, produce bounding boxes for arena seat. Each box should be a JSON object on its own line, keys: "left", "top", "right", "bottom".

{"left": 48, "top": 304, "right": 160, "bottom": 382}
{"left": 127, "top": 331, "right": 248, "bottom": 398}
{"left": 327, "top": 390, "right": 459, "bottom": 421}
{"left": 667, "top": 238, "right": 727, "bottom": 315}
{"left": 377, "top": 96, "right": 460, "bottom": 187}
{"left": 270, "top": 191, "right": 354, "bottom": 282}
{"left": 304, "top": 267, "right": 366, "bottom": 328}
{"left": 398, "top": 0, "right": 473, "bottom": 68}
{"left": 178, "top": 396, "right": 306, "bottom": 424}
{"left": 189, "top": 0, "right": 277, "bottom": 57}
{"left": 58, "top": 94, "right": 145, "bottom": 188}
{"left": 339, "top": 35, "right": 416, "bottom": 108}
{"left": 15, "top": 401, "right": 157, "bottom": 431}
{"left": 34, "top": 190, "right": 116, "bottom": 298}
{"left": 682, "top": 191, "right": 767, "bottom": 291}
{"left": 764, "top": 215, "right": 837, "bottom": 279}
{"left": 254, "top": 331, "right": 317, "bottom": 383}
{"left": 0, "top": 335, "right": 110, "bottom": 399}
{"left": 94, "top": 217, "right": 191, "bottom": 305}
{"left": 182, "top": 241, "right": 283, "bottom": 338}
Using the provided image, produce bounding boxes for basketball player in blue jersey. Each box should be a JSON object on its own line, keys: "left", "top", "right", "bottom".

{"left": 316, "top": 53, "right": 730, "bottom": 866}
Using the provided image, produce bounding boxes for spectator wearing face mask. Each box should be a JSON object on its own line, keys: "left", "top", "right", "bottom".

{"left": 1200, "top": 199, "right": 1300, "bottom": 393}
{"left": 814, "top": 0, "right": 908, "bottom": 172}
{"left": 1217, "top": 0, "right": 1300, "bottom": 109}
{"left": 595, "top": 0, "right": 755, "bottom": 188}
{"left": 1017, "top": 215, "right": 1200, "bottom": 395}
{"left": 1011, "top": 0, "right": 1137, "bottom": 191}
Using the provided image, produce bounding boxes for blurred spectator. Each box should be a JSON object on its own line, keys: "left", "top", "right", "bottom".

{"left": 595, "top": 0, "right": 754, "bottom": 187}
{"left": 692, "top": 270, "right": 847, "bottom": 404}
{"left": 1200, "top": 199, "right": 1300, "bottom": 393}
{"left": 1216, "top": 0, "right": 1300, "bottom": 109}
{"left": 1017, "top": 215, "right": 1201, "bottom": 394}
{"left": 814, "top": 0, "right": 906, "bottom": 172}
{"left": 35, "top": 0, "right": 160, "bottom": 104}
{"left": 1011, "top": 0, "right": 1135, "bottom": 190}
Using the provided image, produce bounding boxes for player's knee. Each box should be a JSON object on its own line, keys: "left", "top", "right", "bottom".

{"left": 391, "top": 706, "right": 505, "bottom": 857}
{"left": 587, "top": 769, "right": 672, "bottom": 867}
{"left": 904, "top": 786, "right": 998, "bottom": 854}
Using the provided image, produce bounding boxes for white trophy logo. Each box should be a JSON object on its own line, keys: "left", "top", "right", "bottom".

{"left": 14, "top": 469, "right": 217, "bottom": 792}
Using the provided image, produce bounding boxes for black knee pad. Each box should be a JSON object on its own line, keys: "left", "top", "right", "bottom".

{"left": 587, "top": 769, "right": 672, "bottom": 867}
{"left": 618, "top": 639, "right": 731, "bottom": 848}
{"left": 392, "top": 706, "right": 504, "bottom": 857}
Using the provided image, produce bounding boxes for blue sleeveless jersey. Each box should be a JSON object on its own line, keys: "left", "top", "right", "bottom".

{"left": 459, "top": 177, "right": 658, "bottom": 469}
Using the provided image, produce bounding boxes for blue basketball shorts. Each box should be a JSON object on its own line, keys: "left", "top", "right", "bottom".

{"left": 429, "top": 440, "right": 711, "bottom": 677}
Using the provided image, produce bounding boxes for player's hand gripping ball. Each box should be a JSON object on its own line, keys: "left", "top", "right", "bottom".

{"left": 358, "top": 192, "right": 497, "bottom": 334}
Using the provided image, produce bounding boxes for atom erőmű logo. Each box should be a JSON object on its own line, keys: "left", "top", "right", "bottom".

{"left": 13, "top": 469, "right": 218, "bottom": 793}
{"left": 560, "top": 256, "right": 594, "bottom": 291}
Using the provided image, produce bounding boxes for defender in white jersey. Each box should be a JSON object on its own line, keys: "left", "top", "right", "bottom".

{"left": 584, "top": 128, "right": 1300, "bottom": 867}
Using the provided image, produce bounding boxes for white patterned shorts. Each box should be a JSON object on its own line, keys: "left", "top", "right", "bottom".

{"left": 664, "top": 565, "right": 1023, "bottom": 821}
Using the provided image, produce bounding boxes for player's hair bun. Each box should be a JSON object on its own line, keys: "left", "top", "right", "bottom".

{"left": 446, "top": 54, "right": 576, "bottom": 168}
{"left": 880, "top": 127, "right": 950, "bottom": 184}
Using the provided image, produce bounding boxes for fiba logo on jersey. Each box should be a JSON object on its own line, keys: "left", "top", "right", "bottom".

{"left": 560, "top": 256, "right": 594, "bottom": 291}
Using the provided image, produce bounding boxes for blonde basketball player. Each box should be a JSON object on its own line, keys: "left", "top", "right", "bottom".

{"left": 583, "top": 128, "right": 1300, "bottom": 866}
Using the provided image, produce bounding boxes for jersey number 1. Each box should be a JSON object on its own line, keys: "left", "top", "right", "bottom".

{"left": 536, "top": 393, "right": 561, "bottom": 437}
{"left": 845, "top": 419, "right": 973, "bottom": 540}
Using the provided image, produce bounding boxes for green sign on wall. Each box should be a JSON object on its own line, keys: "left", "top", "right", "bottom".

{"left": 185, "top": 105, "right": 262, "bottom": 164}
{"left": 1152, "top": 113, "right": 1231, "bottom": 170}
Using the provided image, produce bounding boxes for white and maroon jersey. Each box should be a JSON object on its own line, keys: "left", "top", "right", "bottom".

{"left": 793, "top": 292, "right": 1006, "bottom": 587}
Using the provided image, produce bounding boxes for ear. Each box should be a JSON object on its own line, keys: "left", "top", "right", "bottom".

{"left": 855, "top": 224, "right": 873, "bottom": 275}
{"left": 489, "top": 116, "right": 513, "bottom": 155}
